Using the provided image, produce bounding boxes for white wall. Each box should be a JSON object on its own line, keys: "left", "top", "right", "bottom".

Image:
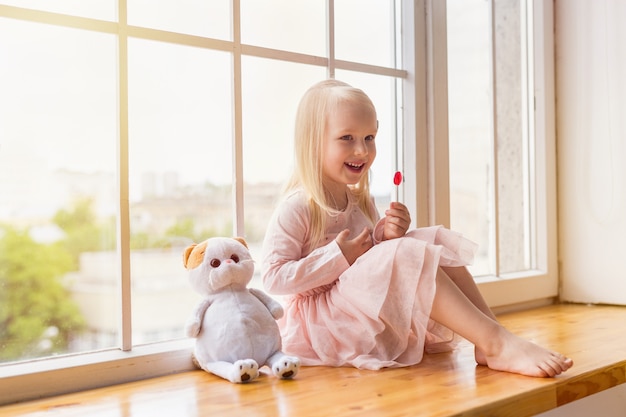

{"left": 556, "top": 0, "right": 626, "bottom": 305}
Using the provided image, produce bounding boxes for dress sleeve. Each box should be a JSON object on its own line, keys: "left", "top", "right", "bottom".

{"left": 367, "top": 196, "right": 385, "bottom": 244}
{"left": 372, "top": 217, "right": 386, "bottom": 244}
{"left": 261, "top": 193, "right": 350, "bottom": 296}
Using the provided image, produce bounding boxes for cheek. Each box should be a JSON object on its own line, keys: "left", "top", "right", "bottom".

{"left": 322, "top": 144, "right": 343, "bottom": 166}
{"left": 367, "top": 143, "right": 377, "bottom": 160}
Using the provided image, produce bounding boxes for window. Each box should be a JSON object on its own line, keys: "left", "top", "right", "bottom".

{"left": 0, "top": 0, "right": 404, "bottom": 402}
{"left": 448, "top": 0, "right": 534, "bottom": 277}
{"left": 0, "top": 0, "right": 557, "bottom": 403}
{"left": 444, "top": 0, "right": 559, "bottom": 309}
{"left": 0, "top": 16, "right": 119, "bottom": 359}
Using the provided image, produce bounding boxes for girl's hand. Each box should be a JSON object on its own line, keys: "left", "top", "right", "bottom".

{"left": 336, "top": 227, "right": 373, "bottom": 265}
{"left": 383, "top": 202, "right": 410, "bottom": 240}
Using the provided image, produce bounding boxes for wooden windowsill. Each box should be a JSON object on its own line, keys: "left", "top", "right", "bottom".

{"left": 1, "top": 304, "right": 625, "bottom": 417}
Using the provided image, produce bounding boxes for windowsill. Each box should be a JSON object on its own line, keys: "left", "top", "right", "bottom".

{"left": 1, "top": 304, "right": 626, "bottom": 416}
{"left": 0, "top": 339, "right": 196, "bottom": 405}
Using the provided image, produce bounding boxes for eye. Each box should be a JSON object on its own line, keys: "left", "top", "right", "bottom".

{"left": 340, "top": 135, "right": 353, "bottom": 141}
{"left": 365, "top": 134, "right": 375, "bottom": 141}
{"left": 210, "top": 258, "right": 221, "bottom": 268}
{"left": 230, "top": 254, "right": 240, "bottom": 263}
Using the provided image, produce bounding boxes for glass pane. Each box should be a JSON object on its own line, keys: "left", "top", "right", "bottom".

{"left": 335, "top": 71, "right": 398, "bottom": 214}
{"left": 448, "top": 0, "right": 531, "bottom": 276}
{"left": 0, "top": 0, "right": 116, "bottom": 21}
{"left": 128, "top": 39, "right": 233, "bottom": 345}
{"left": 241, "top": 57, "right": 325, "bottom": 289}
{"left": 240, "top": 0, "right": 326, "bottom": 56}
{"left": 128, "top": 0, "right": 231, "bottom": 39}
{"left": 335, "top": 0, "right": 396, "bottom": 67}
{"left": 447, "top": 0, "right": 493, "bottom": 276}
{"left": 494, "top": 0, "right": 529, "bottom": 274}
{"left": 0, "top": 19, "right": 118, "bottom": 362}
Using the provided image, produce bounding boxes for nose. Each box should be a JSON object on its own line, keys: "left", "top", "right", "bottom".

{"left": 354, "top": 138, "right": 368, "bottom": 156}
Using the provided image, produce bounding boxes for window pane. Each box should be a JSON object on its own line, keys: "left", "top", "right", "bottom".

{"left": 0, "top": 19, "right": 118, "bottom": 362}
{"left": 128, "top": 39, "right": 233, "bottom": 345}
{"left": 335, "top": 0, "right": 397, "bottom": 67}
{"left": 448, "top": 0, "right": 531, "bottom": 276}
{"left": 127, "top": 0, "right": 231, "bottom": 39}
{"left": 241, "top": 57, "right": 325, "bottom": 289}
{"left": 493, "top": 0, "right": 530, "bottom": 274}
{"left": 240, "top": 0, "right": 326, "bottom": 56}
{"left": 0, "top": 0, "right": 115, "bottom": 21}
{"left": 447, "top": 0, "right": 492, "bottom": 276}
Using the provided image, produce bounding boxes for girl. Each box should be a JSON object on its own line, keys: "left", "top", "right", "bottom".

{"left": 261, "top": 79, "right": 573, "bottom": 377}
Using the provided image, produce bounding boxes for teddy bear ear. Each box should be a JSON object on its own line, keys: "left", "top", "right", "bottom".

{"left": 233, "top": 236, "right": 248, "bottom": 249}
{"left": 182, "top": 243, "right": 198, "bottom": 268}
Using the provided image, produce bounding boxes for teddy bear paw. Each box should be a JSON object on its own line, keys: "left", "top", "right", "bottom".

{"left": 232, "top": 359, "right": 259, "bottom": 383}
{"left": 272, "top": 356, "right": 300, "bottom": 380}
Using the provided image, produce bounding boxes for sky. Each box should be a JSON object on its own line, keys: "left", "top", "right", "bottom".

{"left": 0, "top": 0, "right": 397, "bottom": 213}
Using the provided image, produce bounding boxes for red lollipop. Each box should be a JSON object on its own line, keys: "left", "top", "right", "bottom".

{"left": 393, "top": 171, "right": 403, "bottom": 186}
{"left": 393, "top": 171, "right": 403, "bottom": 202}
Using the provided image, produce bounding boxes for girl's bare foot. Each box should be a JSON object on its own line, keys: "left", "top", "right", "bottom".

{"left": 482, "top": 327, "right": 573, "bottom": 377}
{"left": 474, "top": 348, "right": 487, "bottom": 366}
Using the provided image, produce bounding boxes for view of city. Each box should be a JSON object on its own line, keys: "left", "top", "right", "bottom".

{"left": 0, "top": 2, "right": 398, "bottom": 362}
{"left": 1, "top": 0, "right": 527, "bottom": 365}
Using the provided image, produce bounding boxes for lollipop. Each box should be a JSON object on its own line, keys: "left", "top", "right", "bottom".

{"left": 393, "top": 171, "right": 403, "bottom": 202}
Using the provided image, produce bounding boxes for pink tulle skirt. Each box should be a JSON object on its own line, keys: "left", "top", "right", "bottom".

{"left": 278, "top": 226, "right": 477, "bottom": 370}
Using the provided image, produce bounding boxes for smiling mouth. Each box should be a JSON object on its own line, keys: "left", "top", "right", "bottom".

{"left": 345, "top": 162, "right": 365, "bottom": 172}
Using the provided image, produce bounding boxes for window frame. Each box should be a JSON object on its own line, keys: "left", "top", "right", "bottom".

{"left": 405, "top": 0, "right": 558, "bottom": 312}
{"left": 0, "top": 0, "right": 557, "bottom": 404}
{"left": 474, "top": 0, "right": 559, "bottom": 311}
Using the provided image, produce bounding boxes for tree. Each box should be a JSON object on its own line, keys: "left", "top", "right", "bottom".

{"left": 0, "top": 226, "right": 85, "bottom": 362}
{"left": 52, "top": 198, "right": 115, "bottom": 268}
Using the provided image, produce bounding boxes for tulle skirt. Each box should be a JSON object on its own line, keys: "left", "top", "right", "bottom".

{"left": 278, "top": 226, "right": 478, "bottom": 370}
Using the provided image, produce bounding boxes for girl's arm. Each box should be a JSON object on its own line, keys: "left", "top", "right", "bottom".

{"left": 261, "top": 196, "right": 350, "bottom": 296}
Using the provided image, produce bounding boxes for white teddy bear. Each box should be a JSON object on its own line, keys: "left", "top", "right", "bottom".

{"left": 183, "top": 236, "right": 300, "bottom": 383}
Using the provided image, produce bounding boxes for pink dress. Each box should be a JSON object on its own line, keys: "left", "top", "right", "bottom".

{"left": 261, "top": 189, "right": 477, "bottom": 370}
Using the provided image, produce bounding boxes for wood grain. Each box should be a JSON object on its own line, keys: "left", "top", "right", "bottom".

{"left": 1, "top": 304, "right": 625, "bottom": 417}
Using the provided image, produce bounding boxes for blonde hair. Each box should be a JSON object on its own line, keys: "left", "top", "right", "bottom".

{"left": 285, "top": 79, "right": 378, "bottom": 248}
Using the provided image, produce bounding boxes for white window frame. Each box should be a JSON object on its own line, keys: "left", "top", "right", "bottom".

{"left": 475, "top": 0, "right": 559, "bottom": 311}
{"left": 0, "top": 0, "right": 557, "bottom": 403}
{"left": 404, "top": 0, "right": 558, "bottom": 312}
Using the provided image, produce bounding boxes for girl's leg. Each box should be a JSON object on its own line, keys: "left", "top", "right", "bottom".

{"left": 441, "top": 266, "right": 496, "bottom": 320}
{"left": 429, "top": 268, "right": 573, "bottom": 377}
{"left": 441, "top": 266, "right": 496, "bottom": 364}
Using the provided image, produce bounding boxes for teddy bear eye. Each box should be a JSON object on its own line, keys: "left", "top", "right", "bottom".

{"left": 210, "top": 258, "right": 221, "bottom": 268}
{"left": 230, "top": 254, "right": 240, "bottom": 263}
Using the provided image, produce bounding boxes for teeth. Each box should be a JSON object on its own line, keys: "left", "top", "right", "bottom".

{"left": 347, "top": 162, "right": 363, "bottom": 168}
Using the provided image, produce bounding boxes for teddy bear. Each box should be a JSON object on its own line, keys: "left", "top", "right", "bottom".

{"left": 182, "top": 236, "right": 300, "bottom": 383}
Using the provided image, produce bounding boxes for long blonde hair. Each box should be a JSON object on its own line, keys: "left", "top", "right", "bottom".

{"left": 284, "top": 79, "right": 378, "bottom": 248}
